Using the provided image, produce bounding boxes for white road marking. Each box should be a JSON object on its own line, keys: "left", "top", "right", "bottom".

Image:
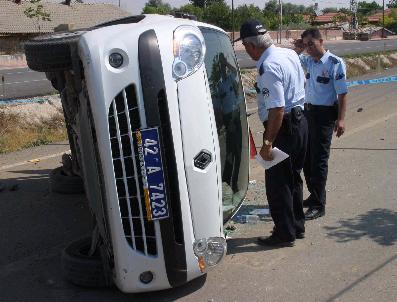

{"left": 3, "top": 79, "right": 48, "bottom": 85}
{"left": 2, "top": 70, "right": 34, "bottom": 76}
{"left": 0, "top": 150, "right": 70, "bottom": 171}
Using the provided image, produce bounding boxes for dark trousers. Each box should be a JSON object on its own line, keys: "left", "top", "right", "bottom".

{"left": 223, "top": 111, "right": 242, "bottom": 192}
{"left": 265, "top": 109, "right": 308, "bottom": 241}
{"left": 303, "top": 105, "right": 337, "bottom": 208}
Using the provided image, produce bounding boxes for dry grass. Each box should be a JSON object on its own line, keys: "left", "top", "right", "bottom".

{"left": 0, "top": 108, "right": 67, "bottom": 153}
{"left": 345, "top": 51, "right": 397, "bottom": 78}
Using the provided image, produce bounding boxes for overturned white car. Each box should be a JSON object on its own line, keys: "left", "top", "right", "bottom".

{"left": 24, "top": 14, "right": 249, "bottom": 293}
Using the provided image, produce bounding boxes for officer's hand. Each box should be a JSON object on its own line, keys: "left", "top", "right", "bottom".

{"left": 334, "top": 119, "right": 345, "bottom": 137}
{"left": 260, "top": 145, "right": 273, "bottom": 161}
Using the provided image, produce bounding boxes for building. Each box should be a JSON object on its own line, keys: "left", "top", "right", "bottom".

{"left": 312, "top": 12, "right": 351, "bottom": 27}
{"left": 0, "top": 0, "right": 131, "bottom": 53}
{"left": 368, "top": 9, "right": 393, "bottom": 24}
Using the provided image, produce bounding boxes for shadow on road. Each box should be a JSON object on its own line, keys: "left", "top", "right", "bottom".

{"left": 0, "top": 168, "right": 53, "bottom": 192}
{"left": 324, "top": 208, "right": 397, "bottom": 246}
{"left": 0, "top": 168, "right": 90, "bottom": 267}
{"left": 226, "top": 236, "right": 286, "bottom": 255}
{"left": 326, "top": 254, "right": 397, "bottom": 302}
{"left": 124, "top": 275, "right": 207, "bottom": 301}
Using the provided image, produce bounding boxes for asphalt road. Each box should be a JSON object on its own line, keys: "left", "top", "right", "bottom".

{"left": 0, "top": 67, "right": 55, "bottom": 100}
{"left": 236, "top": 38, "right": 397, "bottom": 68}
{"left": 0, "top": 69, "right": 396, "bottom": 301}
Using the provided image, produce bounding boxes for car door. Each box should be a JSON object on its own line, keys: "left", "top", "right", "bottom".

{"left": 200, "top": 27, "right": 249, "bottom": 223}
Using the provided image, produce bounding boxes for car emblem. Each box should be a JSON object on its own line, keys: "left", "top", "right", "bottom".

{"left": 194, "top": 151, "right": 212, "bottom": 170}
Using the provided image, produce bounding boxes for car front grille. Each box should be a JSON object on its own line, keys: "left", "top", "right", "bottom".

{"left": 107, "top": 84, "right": 157, "bottom": 256}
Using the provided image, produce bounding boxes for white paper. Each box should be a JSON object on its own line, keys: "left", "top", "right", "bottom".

{"left": 249, "top": 208, "right": 270, "bottom": 215}
{"left": 255, "top": 147, "right": 289, "bottom": 170}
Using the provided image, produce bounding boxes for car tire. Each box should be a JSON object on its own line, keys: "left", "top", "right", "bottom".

{"left": 24, "top": 31, "right": 85, "bottom": 72}
{"left": 62, "top": 237, "right": 111, "bottom": 288}
{"left": 49, "top": 167, "right": 84, "bottom": 194}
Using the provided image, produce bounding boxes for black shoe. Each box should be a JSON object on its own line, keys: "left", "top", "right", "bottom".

{"left": 305, "top": 207, "right": 325, "bottom": 220}
{"left": 296, "top": 232, "right": 305, "bottom": 239}
{"left": 257, "top": 234, "right": 295, "bottom": 247}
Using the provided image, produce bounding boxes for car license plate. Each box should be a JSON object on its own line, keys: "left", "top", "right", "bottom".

{"left": 136, "top": 128, "right": 169, "bottom": 221}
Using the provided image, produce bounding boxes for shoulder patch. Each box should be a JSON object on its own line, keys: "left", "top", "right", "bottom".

{"left": 329, "top": 56, "right": 339, "bottom": 64}
{"left": 262, "top": 88, "right": 270, "bottom": 98}
{"left": 335, "top": 73, "right": 345, "bottom": 80}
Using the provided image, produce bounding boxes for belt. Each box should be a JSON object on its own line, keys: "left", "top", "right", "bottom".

{"left": 263, "top": 106, "right": 303, "bottom": 129}
{"left": 305, "top": 103, "right": 336, "bottom": 111}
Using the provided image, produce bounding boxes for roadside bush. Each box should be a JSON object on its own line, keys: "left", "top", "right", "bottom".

{"left": 0, "top": 108, "right": 67, "bottom": 153}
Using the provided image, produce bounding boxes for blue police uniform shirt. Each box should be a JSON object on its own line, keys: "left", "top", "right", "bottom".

{"left": 218, "top": 72, "right": 239, "bottom": 114}
{"left": 256, "top": 45, "right": 305, "bottom": 122}
{"left": 299, "top": 50, "right": 348, "bottom": 106}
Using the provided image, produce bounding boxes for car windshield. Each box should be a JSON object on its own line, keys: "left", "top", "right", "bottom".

{"left": 200, "top": 27, "right": 249, "bottom": 223}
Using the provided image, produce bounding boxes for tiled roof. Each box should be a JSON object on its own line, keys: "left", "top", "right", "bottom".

{"left": 0, "top": 0, "right": 131, "bottom": 34}
{"left": 314, "top": 12, "right": 351, "bottom": 24}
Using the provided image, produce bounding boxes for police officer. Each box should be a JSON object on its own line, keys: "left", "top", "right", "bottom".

{"left": 294, "top": 28, "right": 348, "bottom": 220}
{"left": 238, "top": 20, "right": 308, "bottom": 246}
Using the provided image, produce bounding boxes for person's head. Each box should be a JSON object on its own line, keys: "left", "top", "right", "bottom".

{"left": 301, "top": 28, "right": 326, "bottom": 59}
{"left": 238, "top": 20, "right": 273, "bottom": 61}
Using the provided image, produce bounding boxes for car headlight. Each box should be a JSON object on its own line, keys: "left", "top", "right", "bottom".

{"left": 173, "top": 25, "right": 206, "bottom": 81}
{"left": 193, "top": 237, "right": 227, "bottom": 272}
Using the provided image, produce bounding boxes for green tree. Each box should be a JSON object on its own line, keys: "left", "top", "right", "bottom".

{"left": 24, "top": 0, "right": 51, "bottom": 33}
{"left": 388, "top": 0, "right": 397, "bottom": 9}
{"left": 142, "top": 0, "right": 171, "bottom": 14}
{"left": 282, "top": 3, "right": 307, "bottom": 15}
{"left": 384, "top": 9, "right": 397, "bottom": 31}
{"left": 357, "top": 1, "right": 382, "bottom": 16}
{"left": 234, "top": 4, "right": 265, "bottom": 31}
{"left": 332, "top": 13, "right": 349, "bottom": 26}
{"left": 262, "top": 0, "right": 279, "bottom": 30}
{"left": 264, "top": 0, "right": 278, "bottom": 13}
{"left": 304, "top": 5, "right": 316, "bottom": 15}
{"left": 322, "top": 7, "right": 338, "bottom": 14}
{"left": 189, "top": 0, "right": 223, "bottom": 8}
{"left": 178, "top": 4, "right": 204, "bottom": 20}
{"left": 203, "top": 0, "right": 231, "bottom": 30}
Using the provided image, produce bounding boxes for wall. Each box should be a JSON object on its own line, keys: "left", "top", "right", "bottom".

{"left": 0, "top": 35, "right": 32, "bottom": 54}
{"left": 229, "top": 29, "right": 344, "bottom": 41}
{"left": 0, "top": 54, "right": 27, "bottom": 69}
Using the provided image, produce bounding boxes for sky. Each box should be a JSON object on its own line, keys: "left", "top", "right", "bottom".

{"left": 66, "top": 1, "right": 390, "bottom": 15}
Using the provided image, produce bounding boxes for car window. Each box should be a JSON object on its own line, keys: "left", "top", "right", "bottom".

{"left": 200, "top": 27, "right": 249, "bottom": 223}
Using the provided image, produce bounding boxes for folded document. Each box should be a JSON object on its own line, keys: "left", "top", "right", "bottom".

{"left": 255, "top": 147, "right": 289, "bottom": 170}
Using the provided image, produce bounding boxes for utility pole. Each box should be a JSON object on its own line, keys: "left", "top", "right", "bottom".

{"left": 382, "top": 0, "right": 385, "bottom": 38}
{"left": 232, "top": 0, "right": 235, "bottom": 46}
{"left": 350, "top": 0, "right": 358, "bottom": 30}
{"left": 278, "top": 0, "right": 283, "bottom": 44}
{"left": 1, "top": 75, "right": 5, "bottom": 100}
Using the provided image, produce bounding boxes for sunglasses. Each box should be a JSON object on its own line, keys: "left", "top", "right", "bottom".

{"left": 303, "top": 40, "right": 317, "bottom": 48}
